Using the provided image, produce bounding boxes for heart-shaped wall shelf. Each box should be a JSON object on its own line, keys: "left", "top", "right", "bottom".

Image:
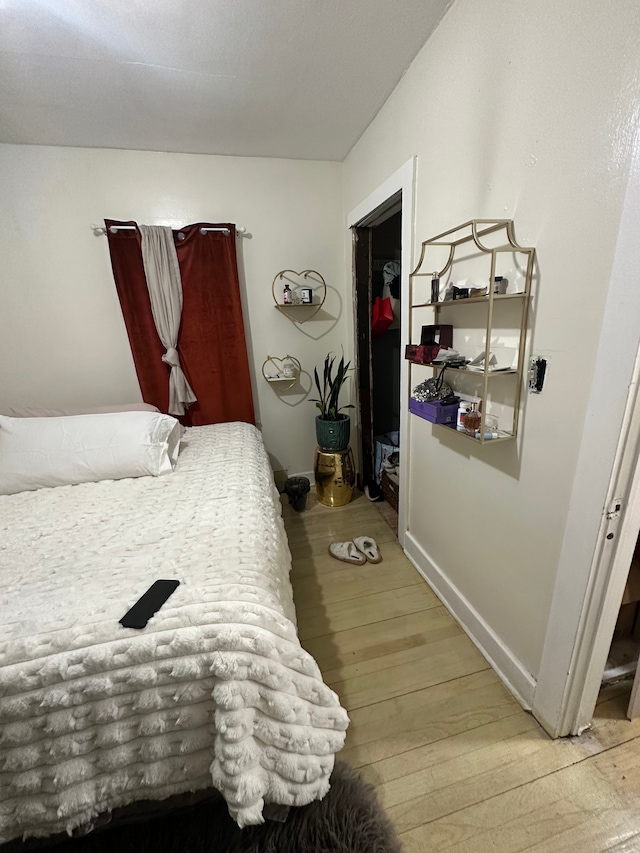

{"left": 271, "top": 269, "right": 326, "bottom": 323}
{"left": 261, "top": 355, "right": 302, "bottom": 392}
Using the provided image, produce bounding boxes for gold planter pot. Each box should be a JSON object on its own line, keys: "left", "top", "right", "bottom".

{"left": 313, "top": 446, "right": 355, "bottom": 507}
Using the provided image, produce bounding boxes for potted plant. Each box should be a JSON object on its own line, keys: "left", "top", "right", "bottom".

{"left": 311, "top": 353, "right": 353, "bottom": 451}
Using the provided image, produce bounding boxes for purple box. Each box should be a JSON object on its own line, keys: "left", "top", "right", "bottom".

{"left": 409, "top": 397, "right": 459, "bottom": 425}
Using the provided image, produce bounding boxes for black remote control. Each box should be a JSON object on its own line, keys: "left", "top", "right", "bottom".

{"left": 119, "top": 579, "right": 180, "bottom": 629}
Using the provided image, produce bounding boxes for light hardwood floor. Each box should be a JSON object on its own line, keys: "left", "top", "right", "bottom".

{"left": 282, "top": 490, "right": 640, "bottom": 852}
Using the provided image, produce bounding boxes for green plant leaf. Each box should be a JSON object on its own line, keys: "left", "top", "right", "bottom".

{"left": 313, "top": 367, "right": 326, "bottom": 416}
{"left": 310, "top": 351, "right": 353, "bottom": 419}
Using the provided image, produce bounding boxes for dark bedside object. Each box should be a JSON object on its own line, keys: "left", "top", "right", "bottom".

{"left": 380, "top": 470, "right": 399, "bottom": 512}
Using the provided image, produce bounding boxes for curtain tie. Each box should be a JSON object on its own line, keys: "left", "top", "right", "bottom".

{"left": 162, "top": 347, "right": 180, "bottom": 367}
{"left": 161, "top": 346, "right": 196, "bottom": 415}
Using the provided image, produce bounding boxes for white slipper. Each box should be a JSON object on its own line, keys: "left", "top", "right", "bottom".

{"left": 353, "top": 536, "right": 382, "bottom": 564}
{"left": 328, "top": 541, "right": 366, "bottom": 565}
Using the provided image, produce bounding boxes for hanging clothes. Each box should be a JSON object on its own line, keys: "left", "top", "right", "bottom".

{"left": 383, "top": 261, "right": 401, "bottom": 331}
{"left": 372, "top": 261, "right": 401, "bottom": 337}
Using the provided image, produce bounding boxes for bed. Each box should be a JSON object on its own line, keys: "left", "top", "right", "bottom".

{"left": 0, "top": 421, "right": 349, "bottom": 844}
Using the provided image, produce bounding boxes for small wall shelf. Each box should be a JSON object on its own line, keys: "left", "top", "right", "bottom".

{"left": 271, "top": 269, "right": 326, "bottom": 323}
{"left": 411, "top": 292, "right": 527, "bottom": 310}
{"left": 408, "top": 219, "right": 535, "bottom": 444}
{"left": 407, "top": 362, "right": 519, "bottom": 376}
{"left": 261, "top": 355, "right": 302, "bottom": 392}
{"left": 435, "top": 423, "right": 515, "bottom": 444}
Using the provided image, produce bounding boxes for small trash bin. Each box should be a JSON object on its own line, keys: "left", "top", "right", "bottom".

{"left": 284, "top": 476, "right": 311, "bottom": 512}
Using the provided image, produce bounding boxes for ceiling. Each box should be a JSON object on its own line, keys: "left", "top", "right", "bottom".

{"left": 0, "top": 0, "right": 452, "bottom": 161}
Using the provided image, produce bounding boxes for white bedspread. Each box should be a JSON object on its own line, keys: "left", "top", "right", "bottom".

{"left": 0, "top": 423, "right": 349, "bottom": 842}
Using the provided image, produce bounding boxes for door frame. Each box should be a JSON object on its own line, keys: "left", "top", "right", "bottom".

{"left": 532, "top": 138, "right": 640, "bottom": 736}
{"left": 347, "top": 158, "right": 416, "bottom": 548}
{"left": 352, "top": 225, "right": 374, "bottom": 489}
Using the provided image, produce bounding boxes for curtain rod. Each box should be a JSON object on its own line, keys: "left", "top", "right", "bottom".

{"left": 91, "top": 224, "right": 247, "bottom": 238}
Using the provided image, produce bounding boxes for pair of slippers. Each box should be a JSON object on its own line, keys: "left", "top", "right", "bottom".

{"left": 328, "top": 537, "right": 382, "bottom": 565}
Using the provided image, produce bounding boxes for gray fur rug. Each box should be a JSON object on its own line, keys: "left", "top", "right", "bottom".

{"left": 6, "top": 761, "right": 401, "bottom": 853}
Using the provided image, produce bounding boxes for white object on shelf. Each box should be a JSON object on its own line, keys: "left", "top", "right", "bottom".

{"left": 465, "top": 346, "right": 518, "bottom": 372}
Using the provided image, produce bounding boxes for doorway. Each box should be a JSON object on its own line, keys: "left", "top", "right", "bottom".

{"left": 347, "top": 158, "right": 415, "bottom": 551}
{"left": 601, "top": 542, "right": 640, "bottom": 698}
{"left": 352, "top": 202, "right": 402, "bottom": 530}
{"left": 532, "top": 296, "right": 640, "bottom": 737}
{"left": 594, "top": 354, "right": 640, "bottom": 721}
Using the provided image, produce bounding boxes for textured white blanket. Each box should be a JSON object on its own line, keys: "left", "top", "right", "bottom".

{"left": 0, "top": 423, "right": 349, "bottom": 842}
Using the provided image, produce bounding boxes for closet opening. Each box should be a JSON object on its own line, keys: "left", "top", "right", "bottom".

{"left": 601, "top": 537, "right": 640, "bottom": 717}
{"left": 539, "top": 325, "right": 640, "bottom": 736}
{"left": 352, "top": 198, "right": 402, "bottom": 534}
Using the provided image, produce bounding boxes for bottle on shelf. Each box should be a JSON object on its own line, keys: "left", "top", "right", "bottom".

{"left": 475, "top": 413, "right": 499, "bottom": 439}
{"left": 462, "top": 403, "right": 481, "bottom": 437}
{"left": 431, "top": 272, "right": 440, "bottom": 304}
{"left": 283, "top": 284, "right": 292, "bottom": 304}
{"left": 457, "top": 401, "right": 470, "bottom": 432}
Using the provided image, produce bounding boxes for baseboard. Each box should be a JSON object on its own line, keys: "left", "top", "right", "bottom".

{"left": 404, "top": 531, "right": 536, "bottom": 710}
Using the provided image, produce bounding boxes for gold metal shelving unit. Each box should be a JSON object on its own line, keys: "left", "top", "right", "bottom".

{"left": 409, "top": 220, "right": 535, "bottom": 444}
{"left": 261, "top": 355, "right": 302, "bottom": 393}
{"left": 271, "top": 269, "right": 326, "bottom": 323}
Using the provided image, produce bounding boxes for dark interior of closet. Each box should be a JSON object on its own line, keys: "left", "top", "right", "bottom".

{"left": 355, "top": 210, "right": 402, "bottom": 521}
{"left": 603, "top": 534, "right": 640, "bottom": 690}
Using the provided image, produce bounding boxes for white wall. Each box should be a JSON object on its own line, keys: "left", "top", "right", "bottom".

{"left": 0, "top": 144, "right": 347, "bottom": 475}
{"left": 343, "top": 0, "right": 640, "bottom": 684}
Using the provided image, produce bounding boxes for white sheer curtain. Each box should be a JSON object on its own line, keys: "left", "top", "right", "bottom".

{"left": 138, "top": 225, "right": 197, "bottom": 416}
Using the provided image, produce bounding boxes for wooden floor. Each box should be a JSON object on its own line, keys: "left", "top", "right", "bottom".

{"left": 282, "top": 490, "right": 640, "bottom": 852}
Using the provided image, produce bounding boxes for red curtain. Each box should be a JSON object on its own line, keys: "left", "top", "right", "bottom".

{"left": 105, "top": 220, "right": 254, "bottom": 426}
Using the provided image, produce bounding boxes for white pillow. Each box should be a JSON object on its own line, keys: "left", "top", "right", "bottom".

{"left": 0, "top": 412, "right": 182, "bottom": 496}
{"left": 4, "top": 403, "right": 160, "bottom": 417}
